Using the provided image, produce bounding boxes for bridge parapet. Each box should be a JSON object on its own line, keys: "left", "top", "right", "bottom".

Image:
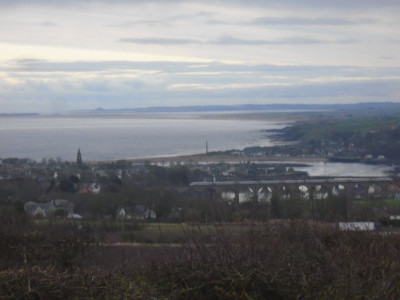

{"left": 190, "top": 177, "right": 397, "bottom": 201}
{"left": 190, "top": 177, "right": 393, "bottom": 187}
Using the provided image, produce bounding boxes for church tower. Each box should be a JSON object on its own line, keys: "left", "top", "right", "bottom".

{"left": 77, "top": 148, "right": 83, "bottom": 166}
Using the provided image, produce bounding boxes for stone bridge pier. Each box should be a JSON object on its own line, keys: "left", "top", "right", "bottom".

{"left": 190, "top": 177, "right": 398, "bottom": 204}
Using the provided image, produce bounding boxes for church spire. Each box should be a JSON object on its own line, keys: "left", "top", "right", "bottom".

{"left": 77, "top": 148, "right": 83, "bottom": 166}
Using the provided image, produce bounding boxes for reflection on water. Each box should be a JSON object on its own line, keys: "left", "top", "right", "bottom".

{"left": 296, "top": 162, "right": 393, "bottom": 177}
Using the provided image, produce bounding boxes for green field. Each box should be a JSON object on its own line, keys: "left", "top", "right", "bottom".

{"left": 354, "top": 199, "right": 400, "bottom": 208}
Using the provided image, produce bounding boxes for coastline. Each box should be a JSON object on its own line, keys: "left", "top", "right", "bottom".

{"left": 104, "top": 152, "right": 328, "bottom": 164}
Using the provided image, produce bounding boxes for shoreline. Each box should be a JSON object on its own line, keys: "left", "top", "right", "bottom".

{"left": 89, "top": 152, "right": 328, "bottom": 164}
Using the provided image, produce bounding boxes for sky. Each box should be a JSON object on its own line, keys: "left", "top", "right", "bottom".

{"left": 1, "top": 0, "right": 400, "bottom": 113}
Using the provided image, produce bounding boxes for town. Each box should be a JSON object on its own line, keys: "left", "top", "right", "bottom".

{"left": 1, "top": 138, "right": 400, "bottom": 226}
{"left": 1, "top": 109, "right": 400, "bottom": 299}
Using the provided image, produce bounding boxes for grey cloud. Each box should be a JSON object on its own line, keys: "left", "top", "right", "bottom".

{"left": 0, "top": 59, "right": 318, "bottom": 74}
{"left": 173, "top": 12, "right": 212, "bottom": 20}
{"left": 212, "top": 35, "right": 359, "bottom": 45}
{"left": 6, "top": 59, "right": 400, "bottom": 79}
{"left": 209, "top": 17, "right": 376, "bottom": 27}
{"left": 117, "top": 20, "right": 171, "bottom": 27}
{"left": 115, "top": 12, "right": 212, "bottom": 28}
{"left": 5, "top": 59, "right": 191, "bottom": 73}
{"left": 379, "top": 56, "right": 396, "bottom": 60}
{"left": 4, "top": 59, "right": 174, "bottom": 74}
{"left": 119, "top": 35, "right": 357, "bottom": 46}
{"left": 1, "top": 0, "right": 399, "bottom": 9}
{"left": 214, "top": 35, "right": 321, "bottom": 45}
{"left": 4, "top": 68, "right": 400, "bottom": 99}
{"left": 119, "top": 37, "right": 201, "bottom": 44}
{"left": 165, "top": 79, "right": 400, "bottom": 100}
{"left": 12, "top": 58, "right": 44, "bottom": 65}
{"left": 1, "top": 73, "right": 399, "bottom": 113}
{"left": 40, "top": 22, "right": 59, "bottom": 27}
{"left": 248, "top": 17, "right": 377, "bottom": 26}
{"left": 227, "top": 0, "right": 400, "bottom": 10}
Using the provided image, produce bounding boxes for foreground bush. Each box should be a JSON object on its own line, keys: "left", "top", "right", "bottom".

{"left": 0, "top": 267, "right": 160, "bottom": 300}
{"left": 152, "top": 222, "right": 400, "bottom": 299}
{"left": 0, "top": 219, "right": 95, "bottom": 271}
{"left": 2, "top": 221, "right": 400, "bottom": 299}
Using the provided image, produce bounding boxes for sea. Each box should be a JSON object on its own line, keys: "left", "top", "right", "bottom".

{"left": 0, "top": 114, "right": 394, "bottom": 177}
{"left": 0, "top": 114, "right": 286, "bottom": 161}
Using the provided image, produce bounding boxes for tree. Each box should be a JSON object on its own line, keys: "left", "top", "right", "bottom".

{"left": 270, "top": 193, "right": 282, "bottom": 218}
{"left": 59, "top": 179, "right": 76, "bottom": 193}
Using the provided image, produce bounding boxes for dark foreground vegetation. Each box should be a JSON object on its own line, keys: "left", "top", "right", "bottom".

{"left": 2, "top": 210, "right": 400, "bottom": 299}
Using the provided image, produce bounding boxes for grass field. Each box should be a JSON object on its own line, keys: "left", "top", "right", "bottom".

{"left": 115, "top": 222, "right": 250, "bottom": 244}
{"left": 288, "top": 115, "right": 400, "bottom": 142}
{"left": 354, "top": 198, "right": 400, "bottom": 208}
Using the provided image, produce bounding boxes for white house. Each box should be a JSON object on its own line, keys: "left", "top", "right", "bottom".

{"left": 24, "top": 199, "right": 74, "bottom": 217}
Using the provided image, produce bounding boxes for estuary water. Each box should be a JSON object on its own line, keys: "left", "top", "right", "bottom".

{"left": 0, "top": 115, "right": 286, "bottom": 161}
{"left": 296, "top": 161, "right": 393, "bottom": 177}
{"left": 244, "top": 161, "right": 393, "bottom": 177}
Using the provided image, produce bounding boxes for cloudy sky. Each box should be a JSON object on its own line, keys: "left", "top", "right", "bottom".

{"left": 1, "top": 0, "right": 400, "bottom": 113}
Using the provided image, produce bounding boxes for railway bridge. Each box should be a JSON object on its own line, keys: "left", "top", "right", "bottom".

{"left": 189, "top": 177, "right": 398, "bottom": 205}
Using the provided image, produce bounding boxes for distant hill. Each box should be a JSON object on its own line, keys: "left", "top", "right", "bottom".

{"left": 0, "top": 113, "right": 39, "bottom": 117}
{"left": 71, "top": 102, "right": 400, "bottom": 115}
